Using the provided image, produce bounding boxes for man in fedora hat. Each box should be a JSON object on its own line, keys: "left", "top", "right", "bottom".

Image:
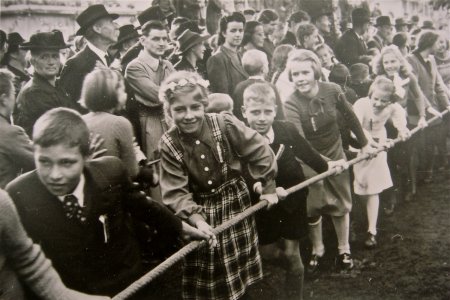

{"left": 2, "top": 32, "right": 30, "bottom": 99}
{"left": 121, "top": 6, "right": 167, "bottom": 70}
{"left": 111, "top": 24, "right": 140, "bottom": 60}
{"left": 125, "top": 20, "right": 174, "bottom": 202}
{"left": 15, "top": 30, "right": 75, "bottom": 136}
{"left": 59, "top": 4, "right": 119, "bottom": 112}
{"left": 395, "top": 18, "right": 410, "bottom": 33}
{"left": 174, "top": 29, "right": 209, "bottom": 77}
{"left": 368, "top": 16, "right": 394, "bottom": 52}
{"left": 335, "top": 8, "right": 373, "bottom": 67}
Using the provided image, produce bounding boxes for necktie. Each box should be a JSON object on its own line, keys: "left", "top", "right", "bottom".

{"left": 105, "top": 54, "right": 112, "bottom": 66}
{"left": 155, "top": 60, "right": 164, "bottom": 85}
{"left": 62, "top": 194, "right": 86, "bottom": 223}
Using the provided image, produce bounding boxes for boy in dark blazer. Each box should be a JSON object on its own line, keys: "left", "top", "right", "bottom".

{"left": 6, "top": 108, "right": 212, "bottom": 297}
{"left": 241, "top": 82, "right": 346, "bottom": 299}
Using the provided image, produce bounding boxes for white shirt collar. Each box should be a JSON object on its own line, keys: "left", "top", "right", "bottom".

{"left": 58, "top": 174, "right": 85, "bottom": 207}
{"left": 86, "top": 41, "right": 108, "bottom": 66}
{"left": 265, "top": 127, "right": 275, "bottom": 144}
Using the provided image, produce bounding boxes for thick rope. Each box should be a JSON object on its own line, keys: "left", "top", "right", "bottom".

{"left": 113, "top": 110, "right": 448, "bottom": 300}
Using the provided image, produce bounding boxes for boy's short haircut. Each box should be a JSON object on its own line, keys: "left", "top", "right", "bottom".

{"left": 296, "top": 23, "right": 317, "bottom": 45}
{"left": 243, "top": 82, "right": 276, "bottom": 107}
{"left": 33, "top": 108, "right": 90, "bottom": 157}
{"left": 206, "top": 93, "right": 234, "bottom": 113}
{"left": 350, "top": 63, "right": 370, "bottom": 80}
{"left": 0, "top": 69, "right": 15, "bottom": 96}
{"left": 242, "top": 49, "right": 268, "bottom": 76}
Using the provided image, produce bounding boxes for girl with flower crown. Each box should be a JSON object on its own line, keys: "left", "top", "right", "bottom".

{"left": 158, "top": 71, "right": 279, "bottom": 300}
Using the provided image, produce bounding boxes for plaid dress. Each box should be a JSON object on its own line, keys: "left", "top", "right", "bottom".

{"left": 160, "top": 114, "right": 262, "bottom": 300}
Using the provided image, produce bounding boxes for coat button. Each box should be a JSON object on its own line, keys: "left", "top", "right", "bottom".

{"left": 207, "top": 180, "right": 212, "bottom": 185}
{"left": 211, "top": 189, "right": 216, "bottom": 192}
{"left": 204, "top": 167, "right": 209, "bottom": 171}
{"left": 195, "top": 140, "right": 200, "bottom": 145}
{"left": 200, "top": 154, "right": 205, "bottom": 159}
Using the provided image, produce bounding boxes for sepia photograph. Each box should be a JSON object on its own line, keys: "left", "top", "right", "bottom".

{"left": 0, "top": 0, "right": 449, "bottom": 299}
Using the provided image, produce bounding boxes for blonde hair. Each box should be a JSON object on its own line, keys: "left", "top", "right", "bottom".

{"left": 368, "top": 76, "right": 396, "bottom": 102}
{"left": 372, "top": 45, "right": 412, "bottom": 78}
{"left": 159, "top": 71, "right": 209, "bottom": 123}
{"left": 243, "top": 82, "right": 276, "bottom": 106}
{"left": 80, "top": 68, "right": 123, "bottom": 112}
{"left": 286, "top": 49, "right": 322, "bottom": 81}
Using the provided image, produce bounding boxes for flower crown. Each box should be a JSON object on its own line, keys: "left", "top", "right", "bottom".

{"left": 162, "top": 77, "right": 210, "bottom": 95}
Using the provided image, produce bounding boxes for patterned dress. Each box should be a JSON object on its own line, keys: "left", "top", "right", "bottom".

{"left": 159, "top": 113, "right": 277, "bottom": 300}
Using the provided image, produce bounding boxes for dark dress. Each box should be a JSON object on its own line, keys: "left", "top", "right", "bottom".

{"left": 284, "top": 82, "right": 368, "bottom": 217}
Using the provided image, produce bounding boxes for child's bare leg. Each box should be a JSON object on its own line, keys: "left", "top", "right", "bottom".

{"left": 366, "top": 194, "right": 379, "bottom": 236}
{"left": 283, "top": 239, "right": 304, "bottom": 300}
{"left": 308, "top": 216, "right": 325, "bottom": 257}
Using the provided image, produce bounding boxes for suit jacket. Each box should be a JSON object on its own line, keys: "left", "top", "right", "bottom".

{"left": 0, "top": 117, "right": 34, "bottom": 188}
{"left": 15, "top": 73, "right": 75, "bottom": 136}
{"left": 367, "top": 33, "right": 385, "bottom": 52}
{"left": 6, "top": 156, "right": 182, "bottom": 296}
{"left": 121, "top": 42, "right": 143, "bottom": 72}
{"left": 407, "top": 52, "right": 449, "bottom": 112}
{"left": 59, "top": 46, "right": 106, "bottom": 112}
{"left": 279, "top": 31, "right": 297, "bottom": 46}
{"left": 207, "top": 46, "right": 248, "bottom": 96}
{"left": 335, "top": 29, "right": 368, "bottom": 68}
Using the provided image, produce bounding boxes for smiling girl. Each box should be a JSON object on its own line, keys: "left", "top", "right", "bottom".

{"left": 284, "top": 49, "right": 373, "bottom": 272}
{"left": 352, "top": 77, "right": 410, "bottom": 247}
{"left": 158, "top": 71, "right": 278, "bottom": 300}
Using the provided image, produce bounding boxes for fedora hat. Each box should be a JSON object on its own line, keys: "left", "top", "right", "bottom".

{"left": 7, "top": 32, "right": 25, "bottom": 48}
{"left": 76, "top": 4, "right": 118, "bottom": 36}
{"left": 375, "top": 16, "right": 393, "bottom": 27}
{"left": 395, "top": 18, "right": 410, "bottom": 27}
{"left": 176, "top": 30, "right": 210, "bottom": 55}
{"left": 175, "top": 20, "right": 204, "bottom": 39}
{"left": 21, "top": 30, "right": 70, "bottom": 50}
{"left": 351, "top": 8, "right": 370, "bottom": 25}
{"left": 115, "top": 24, "right": 140, "bottom": 46}
{"left": 6, "top": 32, "right": 25, "bottom": 52}
{"left": 421, "top": 20, "right": 435, "bottom": 30}
{"left": 137, "top": 6, "right": 166, "bottom": 27}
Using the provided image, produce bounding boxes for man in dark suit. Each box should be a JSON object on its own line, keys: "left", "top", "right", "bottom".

{"left": 334, "top": 8, "right": 373, "bottom": 68}
{"left": 59, "top": 4, "right": 119, "bottom": 112}
{"left": 367, "top": 16, "right": 394, "bottom": 52}
{"left": 6, "top": 108, "right": 214, "bottom": 297}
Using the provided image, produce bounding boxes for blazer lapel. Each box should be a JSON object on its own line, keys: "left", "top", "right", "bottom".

{"left": 222, "top": 48, "right": 247, "bottom": 78}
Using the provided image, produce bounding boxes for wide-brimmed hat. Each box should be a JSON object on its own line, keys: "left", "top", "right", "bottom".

{"left": 175, "top": 20, "right": 204, "bottom": 38}
{"left": 395, "top": 18, "right": 410, "bottom": 27}
{"left": 137, "top": 6, "right": 166, "bottom": 28}
{"left": 7, "top": 32, "right": 25, "bottom": 48}
{"left": 351, "top": 8, "right": 370, "bottom": 25}
{"left": 176, "top": 30, "right": 210, "bottom": 55}
{"left": 421, "top": 20, "right": 435, "bottom": 30}
{"left": 20, "top": 30, "right": 70, "bottom": 50}
{"left": 115, "top": 24, "right": 140, "bottom": 46}
{"left": 76, "top": 4, "right": 119, "bottom": 36}
{"left": 375, "top": 16, "right": 393, "bottom": 27}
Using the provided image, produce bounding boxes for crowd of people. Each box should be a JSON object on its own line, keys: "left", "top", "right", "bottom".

{"left": 1, "top": 2, "right": 450, "bottom": 300}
